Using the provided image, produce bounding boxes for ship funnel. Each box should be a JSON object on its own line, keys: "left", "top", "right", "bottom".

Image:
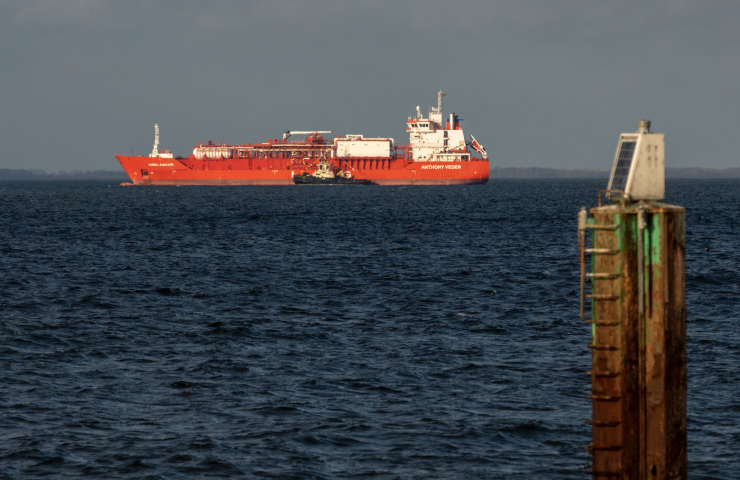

{"left": 637, "top": 120, "right": 651, "bottom": 134}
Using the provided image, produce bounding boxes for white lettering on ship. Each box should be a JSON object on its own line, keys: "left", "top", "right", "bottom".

{"left": 420, "top": 164, "right": 462, "bottom": 170}
{"left": 148, "top": 163, "right": 175, "bottom": 167}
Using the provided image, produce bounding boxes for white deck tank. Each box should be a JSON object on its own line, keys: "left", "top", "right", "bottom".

{"left": 335, "top": 135, "right": 393, "bottom": 158}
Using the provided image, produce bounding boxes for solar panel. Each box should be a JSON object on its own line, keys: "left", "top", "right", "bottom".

{"left": 610, "top": 140, "right": 636, "bottom": 191}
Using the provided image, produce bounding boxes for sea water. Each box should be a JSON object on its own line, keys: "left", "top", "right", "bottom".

{"left": 0, "top": 180, "right": 738, "bottom": 478}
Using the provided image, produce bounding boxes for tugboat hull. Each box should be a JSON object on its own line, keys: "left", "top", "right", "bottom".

{"left": 293, "top": 175, "right": 372, "bottom": 185}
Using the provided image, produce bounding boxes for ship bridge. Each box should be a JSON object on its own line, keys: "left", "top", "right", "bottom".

{"left": 406, "top": 91, "right": 486, "bottom": 162}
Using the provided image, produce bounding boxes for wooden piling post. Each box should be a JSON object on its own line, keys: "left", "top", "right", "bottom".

{"left": 585, "top": 201, "right": 686, "bottom": 479}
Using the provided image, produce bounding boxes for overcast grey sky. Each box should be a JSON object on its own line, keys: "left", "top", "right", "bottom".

{"left": 1, "top": 0, "right": 739, "bottom": 172}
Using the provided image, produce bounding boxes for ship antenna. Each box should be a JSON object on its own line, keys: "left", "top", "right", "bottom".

{"left": 431, "top": 90, "right": 446, "bottom": 119}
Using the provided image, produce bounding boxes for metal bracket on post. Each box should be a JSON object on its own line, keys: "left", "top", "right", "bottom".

{"left": 637, "top": 205, "right": 647, "bottom": 315}
{"left": 598, "top": 189, "right": 623, "bottom": 207}
{"left": 636, "top": 203, "right": 648, "bottom": 479}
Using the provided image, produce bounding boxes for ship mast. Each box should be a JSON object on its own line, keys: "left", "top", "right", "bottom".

{"left": 429, "top": 91, "right": 445, "bottom": 127}
{"left": 430, "top": 91, "right": 445, "bottom": 117}
{"left": 149, "top": 124, "right": 160, "bottom": 157}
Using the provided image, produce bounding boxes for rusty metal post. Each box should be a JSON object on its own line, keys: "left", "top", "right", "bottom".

{"left": 579, "top": 207, "right": 588, "bottom": 318}
{"left": 582, "top": 201, "right": 686, "bottom": 479}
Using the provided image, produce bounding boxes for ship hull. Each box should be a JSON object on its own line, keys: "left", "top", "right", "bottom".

{"left": 116, "top": 156, "right": 489, "bottom": 186}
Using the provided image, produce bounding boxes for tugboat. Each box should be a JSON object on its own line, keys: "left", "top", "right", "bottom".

{"left": 293, "top": 159, "right": 372, "bottom": 185}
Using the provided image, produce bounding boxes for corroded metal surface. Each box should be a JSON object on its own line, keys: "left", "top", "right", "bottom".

{"left": 585, "top": 202, "right": 686, "bottom": 480}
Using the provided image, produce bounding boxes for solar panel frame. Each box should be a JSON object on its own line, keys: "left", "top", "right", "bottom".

{"left": 608, "top": 137, "right": 638, "bottom": 192}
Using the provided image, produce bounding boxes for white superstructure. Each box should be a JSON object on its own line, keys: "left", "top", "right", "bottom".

{"left": 325, "top": 91, "right": 487, "bottom": 162}
{"left": 407, "top": 90, "right": 486, "bottom": 162}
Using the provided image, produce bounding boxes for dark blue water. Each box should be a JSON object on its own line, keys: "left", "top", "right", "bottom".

{"left": 0, "top": 180, "right": 738, "bottom": 479}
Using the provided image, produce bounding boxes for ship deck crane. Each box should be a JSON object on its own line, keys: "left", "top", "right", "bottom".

{"left": 283, "top": 130, "right": 331, "bottom": 141}
{"left": 469, "top": 135, "right": 488, "bottom": 159}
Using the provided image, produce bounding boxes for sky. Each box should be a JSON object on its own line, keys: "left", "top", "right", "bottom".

{"left": 1, "top": 0, "right": 739, "bottom": 172}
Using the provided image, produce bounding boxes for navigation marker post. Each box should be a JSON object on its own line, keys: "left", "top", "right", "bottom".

{"left": 578, "top": 120, "right": 687, "bottom": 479}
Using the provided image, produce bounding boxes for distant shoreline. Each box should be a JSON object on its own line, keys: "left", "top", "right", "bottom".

{"left": 1, "top": 167, "right": 739, "bottom": 181}
{"left": 0, "top": 169, "right": 130, "bottom": 181}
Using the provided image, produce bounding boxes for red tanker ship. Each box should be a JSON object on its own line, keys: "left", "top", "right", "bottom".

{"left": 116, "top": 92, "right": 489, "bottom": 186}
